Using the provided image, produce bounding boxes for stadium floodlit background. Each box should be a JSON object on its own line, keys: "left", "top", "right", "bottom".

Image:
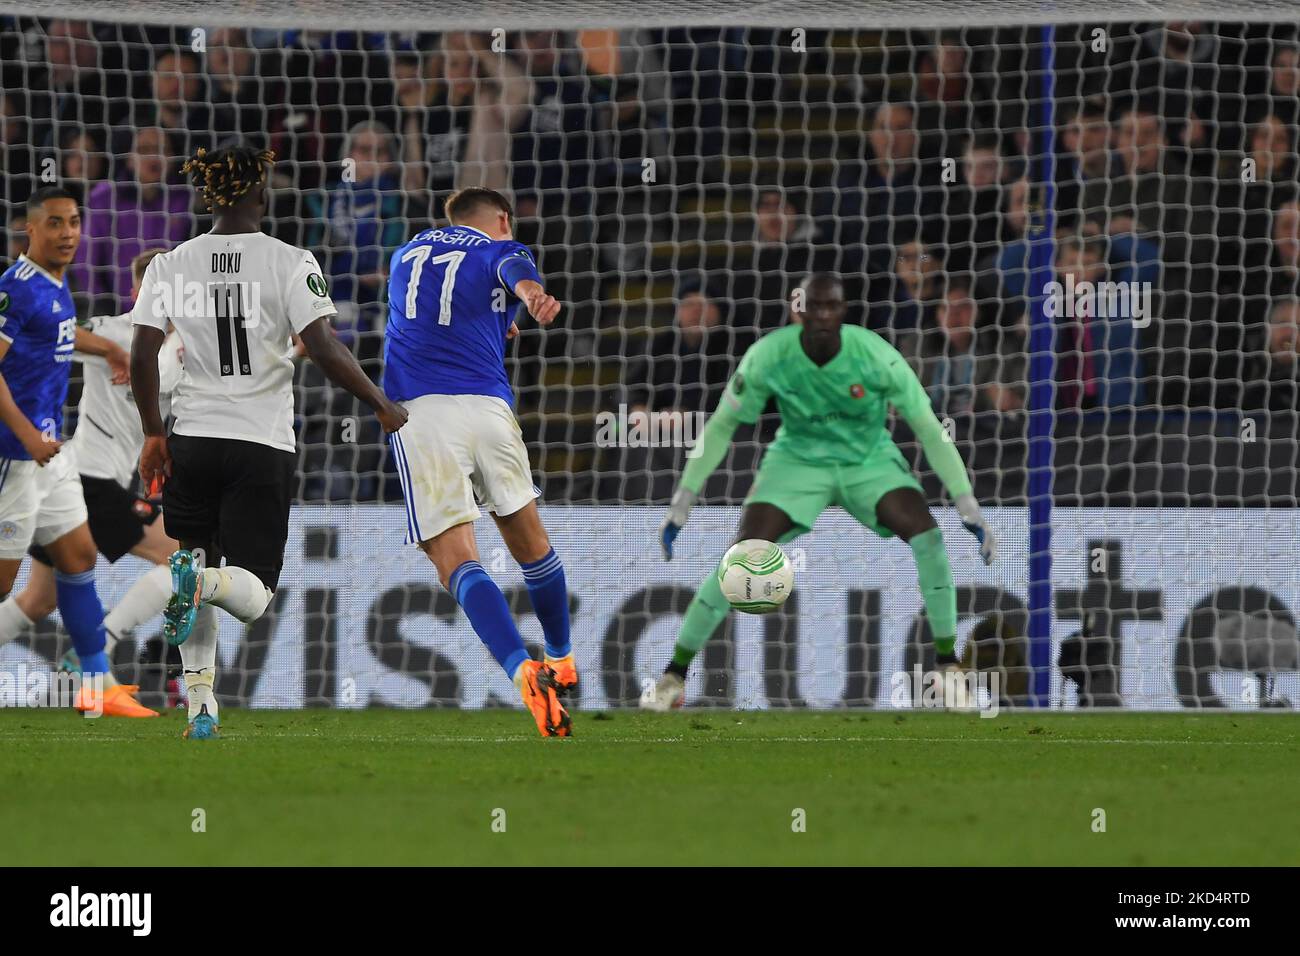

{"left": 3, "top": 4, "right": 1300, "bottom": 712}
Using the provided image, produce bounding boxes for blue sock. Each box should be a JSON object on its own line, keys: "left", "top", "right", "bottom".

{"left": 520, "top": 548, "right": 570, "bottom": 659}
{"left": 449, "top": 561, "right": 529, "bottom": 679}
{"left": 54, "top": 569, "right": 109, "bottom": 675}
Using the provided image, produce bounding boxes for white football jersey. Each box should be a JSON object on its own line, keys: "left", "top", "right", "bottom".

{"left": 131, "top": 231, "right": 337, "bottom": 452}
{"left": 65, "top": 312, "right": 183, "bottom": 489}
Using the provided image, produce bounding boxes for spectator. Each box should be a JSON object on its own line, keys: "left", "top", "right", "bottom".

{"left": 390, "top": 34, "right": 530, "bottom": 220}
{"left": 510, "top": 31, "right": 594, "bottom": 224}
{"left": 449, "top": 31, "right": 532, "bottom": 197}
{"left": 910, "top": 32, "right": 999, "bottom": 157}
{"left": 113, "top": 49, "right": 215, "bottom": 166}
{"left": 731, "top": 188, "right": 829, "bottom": 333}
{"left": 206, "top": 28, "right": 267, "bottom": 144}
{"left": 1248, "top": 42, "right": 1300, "bottom": 128}
{"left": 77, "top": 125, "right": 193, "bottom": 314}
{"left": 57, "top": 129, "right": 106, "bottom": 206}
{"left": 594, "top": 72, "right": 671, "bottom": 188}
{"left": 1214, "top": 119, "right": 1299, "bottom": 381}
{"left": 616, "top": 277, "right": 738, "bottom": 501}
{"left": 305, "top": 120, "right": 415, "bottom": 347}
{"left": 905, "top": 274, "right": 1022, "bottom": 418}
{"left": 942, "top": 132, "right": 1008, "bottom": 274}
{"left": 1081, "top": 105, "right": 1217, "bottom": 405}
{"left": 0, "top": 90, "right": 34, "bottom": 210}
{"left": 1263, "top": 297, "right": 1300, "bottom": 410}
{"left": 869, "top": 235, "right": 940, "bottom": 337}
{"left": 1056, "top": 96, "right": 1113, "bottom": 220}
{"left": 28, "top": 19, "right": 109, "bottom": 152}
{"left": 1107, "top": 21, "right": 1217, "bottom": 170}
{"left": 819, "top": 101, "right": 941, "bottom": 283}
{"left": 1053, "top": 232, "right": 1150, "bottom": 410}
{"left": 4, "top": 211, "right": 27, "bottom": 269}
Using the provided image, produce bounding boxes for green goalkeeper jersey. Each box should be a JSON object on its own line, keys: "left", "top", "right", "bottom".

{"left": 681, "top": 323, "right": 973, "bottom": 497}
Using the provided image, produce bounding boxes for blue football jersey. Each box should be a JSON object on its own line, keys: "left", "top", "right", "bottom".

{"left": 0, "top": 256, "right": 77, "bottom": 460}
{"left": 382, "top": 224, "right": 542, "bottom": 406}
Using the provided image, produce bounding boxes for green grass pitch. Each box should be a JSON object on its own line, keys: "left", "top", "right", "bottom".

{"left": 1, "top": 708, "right": 1296, "bottom": 866}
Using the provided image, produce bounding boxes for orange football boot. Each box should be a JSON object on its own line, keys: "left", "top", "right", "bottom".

{"left": 518, "top": 660, "right": 571, "bottom": 737}
{"left": 75, "top": 684, "right": 160, "bottom": 718}
{"left": 545, "top": 654, "right": 578, "bottom": 698}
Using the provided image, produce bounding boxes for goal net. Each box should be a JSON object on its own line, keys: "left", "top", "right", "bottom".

{"left": 2, "top": 3, "right": 1298, "bottom": 712}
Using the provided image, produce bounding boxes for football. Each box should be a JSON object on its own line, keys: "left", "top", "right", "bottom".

{"left": 717, "top": 539, "right": 794, "bottom": 613}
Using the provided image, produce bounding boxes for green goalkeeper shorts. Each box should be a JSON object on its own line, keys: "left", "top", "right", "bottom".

{"left": 745, "top": 443, "right": 924, "bottom": 540}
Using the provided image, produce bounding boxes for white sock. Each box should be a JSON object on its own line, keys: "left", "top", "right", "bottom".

{"left": 0, "top": 597, "right": 35, "bottom": 649}
{"left": 182, "top": 605, "right": 219, "bottom": 723}
{"left": 103, "top": 564, "right": 172, "bottom": 653}
{"left": 199, "top": 566, "right": 273, "bottom": 623}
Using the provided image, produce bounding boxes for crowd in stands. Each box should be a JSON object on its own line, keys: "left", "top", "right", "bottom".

{"left": 2, "top": 19, "right": 1299, "bottom": 503}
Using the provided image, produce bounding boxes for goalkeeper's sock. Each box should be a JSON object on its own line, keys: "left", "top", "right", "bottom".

{"left": 909, "top": 527, "right": 958, "bottom": 658}
{"left": 54, "top": 569, "right": 111, "bottom": 675}
{"left": 104, "top": 564, "right": 172, "bottom": 650}
{"left": 520, "top": 548, "right": 570, "bottom": 659}
{"left": 450, "top": 561, "right": 529, "bottom": 680}
{"left": 181, "top": 606, "right": 219, "bottom": 723}
{"left": 671, "top": 563, "right": 731, "bottom": 669}
{"left": 0, "top": 595, "right": 35, "bottom": 647}
{"left": 199, "top": 566, "right": 273, "bottom": 623}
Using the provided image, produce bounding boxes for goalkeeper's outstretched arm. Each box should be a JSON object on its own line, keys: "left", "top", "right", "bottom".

{"left": 659, "top": 399, "right": 744, "bottom": 560}
{"left": 889, "top": 359, "right": 998, "bottom": 565}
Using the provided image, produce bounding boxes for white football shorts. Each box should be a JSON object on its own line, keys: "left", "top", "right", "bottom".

{"left": 388, "top": 393, "right": 540, "bottom": 545}
{"left": 0, "top": 448, "right": 89, "bottom": 560}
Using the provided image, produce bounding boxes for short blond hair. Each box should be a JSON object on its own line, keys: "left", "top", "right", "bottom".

{"left": 131, "top": 247, "right": 168, "bottom": 284}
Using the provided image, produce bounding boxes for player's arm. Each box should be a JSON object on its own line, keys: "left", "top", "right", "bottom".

{"left": 660, "top": 349, "right": 771, "bottom": 560}
{"left": 0, "top": 337, "right": 60, "bottom": 465}
{"left": 74, "top": 325, "right": 129, "bottom": 384}
{"left": 130, "top": 323, "right": 169, "bottom": 489}
{"left": 496, "top": 246, "right": 559, "bottom": 327}
{"left": 297, "top": 319, "right": 407, "bottom": 433}
{"left": 288, "top": 252, "right": 407, "bottom": 433}
{"left": 885, "top": 350, "right": 997, "bottom": 564}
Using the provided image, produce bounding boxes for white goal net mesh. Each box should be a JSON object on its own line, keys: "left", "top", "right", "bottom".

{"left": 2, "top": 6, "right": 1299, "bottom": 711}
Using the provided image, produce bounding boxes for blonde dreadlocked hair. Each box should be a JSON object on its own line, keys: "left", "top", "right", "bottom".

{"left": 182, "top": 145, "right": 275, "bottom": 211}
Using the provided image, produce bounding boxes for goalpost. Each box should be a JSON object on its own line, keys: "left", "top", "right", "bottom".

{"left": 2, "top": 2, "right": 1299, "bottom": 712}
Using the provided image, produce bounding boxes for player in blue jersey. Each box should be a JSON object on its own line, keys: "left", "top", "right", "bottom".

{"left": 384, "top": 187, "right": 574, "bottom": 737}
{"left": 0, "top": 187, "right": 155, "bottom": 717}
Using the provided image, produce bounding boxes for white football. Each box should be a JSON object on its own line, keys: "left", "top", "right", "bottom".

{"left": 717, "top": 539, "right": 794, "bottom": 614}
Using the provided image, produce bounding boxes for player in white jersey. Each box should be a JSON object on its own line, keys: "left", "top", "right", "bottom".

{"left": 0, "top": 248, "right": 183, "bottom": 687}
{"left": 130, "top": 145, "right": 408, "bottom": 739}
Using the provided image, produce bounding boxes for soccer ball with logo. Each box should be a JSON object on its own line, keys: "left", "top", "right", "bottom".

{"left": 717, "top": 539, "right": 794, "bottom": 614}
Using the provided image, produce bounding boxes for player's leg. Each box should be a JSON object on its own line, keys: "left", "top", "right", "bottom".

{"left": 0, "top": 550, "right": 57, "bottom": 648}
{"left": 481, "top": 396, "right": 575, "bottom": 695}
{"left": 492, "top": 502, "right": 574, "bottom": 689}
{"left": 0, "top": 460, "right": 44, "bottom": 646}
{"left": 173, "top": 536, "right": 223, "bottom": 739}
{"left": 872, "top": 488, "right": 958, "bottom": 663}
{"left": 650, "top": 494, "right": 811, "bottom": 712}
{"left": 90, "top": 475, "right": 177, "bottom": 651}
{"left": 836, "top": 444, "right": 960, "bottom": 667}
{"left": 166, "top": 437, "right": 280, "bottom": 644}
{"left": 395, "top": 395, "right": 568, "bottom": 736}
{"left": 42, "top": 524, "right": 157, "bottom": 717}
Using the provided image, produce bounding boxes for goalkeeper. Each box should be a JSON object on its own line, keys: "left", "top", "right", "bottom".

{"left": 644, "top": 273, "right": 996, "bottom": 709}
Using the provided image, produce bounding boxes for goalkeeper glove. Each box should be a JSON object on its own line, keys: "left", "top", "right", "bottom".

{"left": 660, "top": 487, "right": 698, "bottom": 561}
{"left": 955, "top": 493, "right": 997, "bottom": 566}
